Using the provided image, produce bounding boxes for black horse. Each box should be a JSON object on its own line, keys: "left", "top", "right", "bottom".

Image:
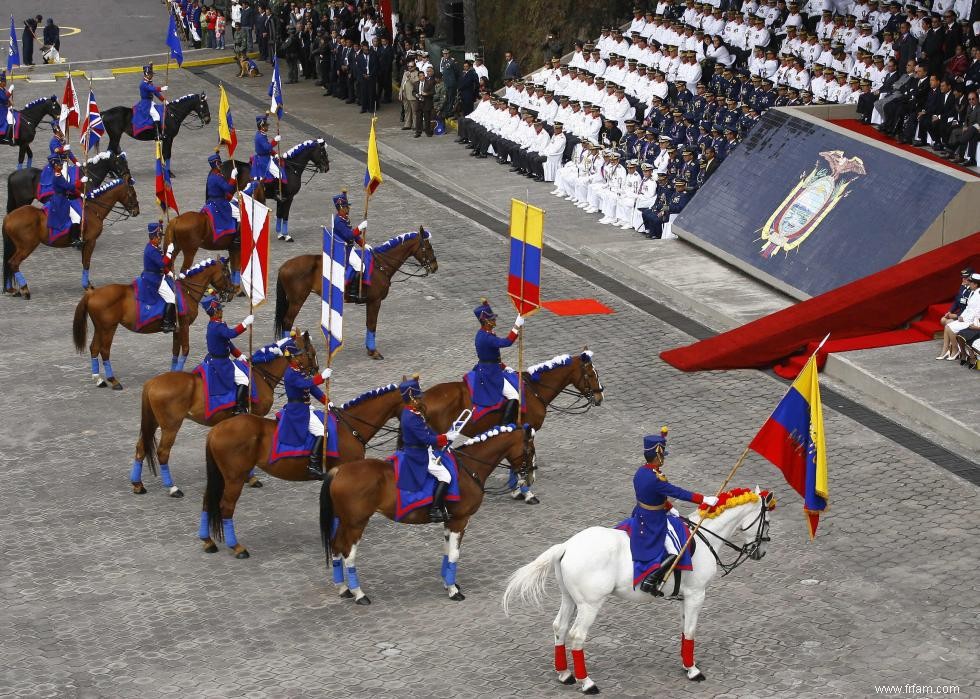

{"left": 6, "top": 151, "right": 133, "bottom": 214}
{"left": 102, "top": 92, "right": 211, "bottom": 170}
{"left": 0, "top": 96, "right": 61, "bottom": 169}
{"left": 217, "top": 138, "right": 331, "bottom": 241}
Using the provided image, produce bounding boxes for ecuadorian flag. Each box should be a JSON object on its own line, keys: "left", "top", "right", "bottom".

{"left": 363, "top": 117, "right": 383, "bottom": 195}
{"left": 749, "top": 344, "right": 829, "bottom": 538}
{"left": 217, "top": 84, "right": 237, "bottom": 158}
{"left": 507, "top": 199, "right": 544, "bottom": 316}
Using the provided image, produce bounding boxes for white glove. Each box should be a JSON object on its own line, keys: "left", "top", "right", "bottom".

{"left": 165, "top": 243, "right": 175, "bottom": 256}
{"left": 7, "top": 84, "right": 13, "bottom": 94}
{"left": 160, "top": 85, "right": 168, "bottom": 92}
{"left": 702, "top": 495, "right": 719, "bottom": 507}
{"left": 320, "top": 367, "right": 332, "bottom": 380}
{"left": 446, "top": 429, "right": 461, "bottom": 442}
{"left": 358, "top": 219, "right": 368, "bottom": 232}
{"left": 242, "top": 314, "right": 255, "bottom": 327}
{"left": 514, "top": 314, "right": 525, "bottom": 328}
{"left": 80, "top": 176, "right": 89, "bottom": 184}
{"left": 230, "top": 168, "right": 238, "bottom": 179}
{"left": 363, "top": 243, "right": 372, "bottom": 252}
{"left": 273, "top": 134, "right": 281, "bottom": 143}
{"left": 669, "top": 507, "right": 680, "bottom": 517}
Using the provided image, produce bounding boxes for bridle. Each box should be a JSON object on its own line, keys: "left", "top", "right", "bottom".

{"left": 682, "top": 499, "right": 772, "bottom": 577}
{"left": 451, "top": 429, "right": 535, "bottom": 494}
{"left": 84, "top": 182, "right": 140, "bottom": 226}
{"left": 179, "top": 261, "right": 236, "bottom": 304}
{"left": 331, "top": 404, "right": 400, "bottom": 449}
{"left": 522, "top": 359, "right": 603, "bottom": 415}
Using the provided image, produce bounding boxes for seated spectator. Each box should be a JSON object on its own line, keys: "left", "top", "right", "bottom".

{"left": 941, "top": 272, "right": 980, "bottom": 362}
{"left": 937, "top": 266, "right": 976, "bottom": 359}
{"left": 943, "top": 90, "right": 979, "bottom": 166}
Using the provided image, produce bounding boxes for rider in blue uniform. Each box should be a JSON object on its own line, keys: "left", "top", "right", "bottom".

{"left": 133, "top": 63, "right": 167, "bottom": 138}
{"left": 45, "top": 155, "right": 86, "bottom": 248}
{"left": 330, "top": 192, "right": 368, "bottom": 304}
{"left": 203, "top": 152, "right": 239, "bottom": 246}
{"left": 0, "top": 70, "right": 13, "bottom": 143}
{"left": 141, "top": 221, "right": 177, "bottom": 333}
{"left": 397, "top": 375, "right": 460, "bottom": 523}
{"left": 629, "top": 428, "right": 718, "bottom": 595}
{"left": 472, "top": 298, "right": 525, "bottom": 423}
{"left": 278, "top": 339, "right": 333, "bottom": 478}
{"left": 251, "top": 114, "right": 282, "bottom": 199}
{"left": 202, "top": 295, "right": 254, "bottom": 414}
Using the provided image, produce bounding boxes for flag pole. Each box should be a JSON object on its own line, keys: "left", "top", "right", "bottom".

{"left": 516, "top": 192, "right": 530, "bottom": 418}
{"left": 322, "top": 227, "right": 338, "bottom": 471}
{"left": 64, "top": 66, "right": 72, "bottom": 143}
{"left": 78, "top": 78, "right": 92, "bottom": 253}
{"left": 245, "top": 186, "right": 254, "bottom": 413}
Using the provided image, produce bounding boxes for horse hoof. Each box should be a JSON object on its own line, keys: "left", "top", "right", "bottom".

{"left": 22, "top": 289, "right": 30, "bottom": 300}
{"left": 131, "top": 482, "right": 147, "bottom": 495}
{"left": 689, "top": 672, "right": 705, "bottom": 682}
{"left": 95, "top": 379, "right": 108, "bottom": 388}
{"left": 354, "top": 595, "right": 372, "bottom": 606}
{"left": 525, "top": 496, "right": 540, "bottom": 505}
{"left": 340, "top": 589, "right": 354, "bottom": 599}
{"left": 559, "top": 674, "right": 576, "bottom": 686}
{"left": 449, "top": 591, "right": 466, "bottom": 602}
{"left": 202, "top": 541, "right": 219, "bottom": 554}
{"left": 246, "top": 476, "right": 263, "bottom": 488}
{"left": 366, "top": 349, "right": 384, "bottom": 360}
{"left": 168, "top": 487, "right": 184, "bottom": 498}
{"left": 234, "top": 549, "right": 251, "bottom": 559}
{"left": 582, "top": 684, "right": 600, "bottom": 694}
{"left": 110, "top": 381, "right": 124, "bottom": 391}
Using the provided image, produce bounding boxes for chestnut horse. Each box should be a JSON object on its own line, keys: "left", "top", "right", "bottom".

{"left": 273, "top": 227, "right": 438, "bottom": 359}
{"left": 132, "top": 331, "right": 319, "bottom": 498}
{"left": 423, "top": 350, "right": 604, "bottom": 502}
{"left": 72, "top": 258, "right": 235, "bottom": 390}
{"left": 200, "top": 382, "right": 405, "bottom": 558}
{"left": 2, "top": 178, "right": 140, "bottom": 298}
{"left": 318, "top": 424, "right": 537, "bottom": 605}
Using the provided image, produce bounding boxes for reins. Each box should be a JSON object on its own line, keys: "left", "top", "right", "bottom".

{"left": 681, "top": 500, "right": 771, "bottom": 577}
{"left": 448, "top": 432, "right": 534, "bottom": 494}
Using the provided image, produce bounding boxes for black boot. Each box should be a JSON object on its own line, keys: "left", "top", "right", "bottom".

{"left": 161, "top": 303, "right": 176, "bottom": 333}
{"left": 346, "top": 273, "right": 368, "bottom": 304}
{"left": 70, "top": 226, "right": 84, "bottom": 250}
{"left": 638, "top": 555, "right": 678, "bottom": 597}
{"left": 234, "top": 385, "right": 249, "bottom": 414}
{"left": 307, "top": 436, "right": 325, "bottom": 479}
{"left": 501, "top": 399, "right": 519, "bottom": 426}
{"left": 429, "top": 481, "right": 450, "bottom": 523}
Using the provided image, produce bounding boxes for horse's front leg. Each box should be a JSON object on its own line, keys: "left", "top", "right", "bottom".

{"left": 680, "top": 588, "right": 707, "bottom": 681}
{"left": 444, "top": 521, "right": 467, "bottom": 601}
{"left": 365, "top": 300, "right": 383, "bottom": 360}
{"left": 229, "top": 243, "right": 242, "bottom": 295}
{"left": 172, "top": 324, "right": 189, "bottom": 372}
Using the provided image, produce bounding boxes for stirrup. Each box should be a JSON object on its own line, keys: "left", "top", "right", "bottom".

{"left": 639, "top": 555, "right": 677, "bottom": 597}
{"left": 428, "top": 505, "right": 449, "bottom": 523}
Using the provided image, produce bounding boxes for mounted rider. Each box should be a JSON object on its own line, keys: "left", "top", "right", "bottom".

{"left": 202, "top": 151, "right": 239, "bottom": 242}
{"left": 277, "top": 336, "right": 333, "bottom": 479}
{"left": 43, "top": 154, "right": 87, "bottom": 249}
{"left": 472, "top": 298, "right": 525, "bottom": 423}
{"left": 201, "top": 294, "right": 254, "bottom": 414}
{"left": 251, "top": 113, "right": 283, "bottom": 200}
{"left": 38, "top": 123, "right": 82, "bottom": 237}
{"left": 629, "top": 428, "right": 718, "bottom": 596}
{"left": 398, "top": 375, "right": 461, "bottom": 523}
{"left": 329, "top": 191, "right": 369, "bottom": 304}
{"left": 0, "top": 70, "right": 14, "bottom": 143}
{"left": 142, "top": 221, "right": 177, "bottom": 333}
{"left": 133, "top": 63, "right": 167, "bottom": 138}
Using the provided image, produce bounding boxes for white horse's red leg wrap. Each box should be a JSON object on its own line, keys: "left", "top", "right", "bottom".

{"left": 681, "top": 634, "right": 695, "bottom": 668}
{"left": 554, "top": 644, "right": 568, "bottom": 672}
{"left": 571, "top": 649, "right": 587, "bottom": 680}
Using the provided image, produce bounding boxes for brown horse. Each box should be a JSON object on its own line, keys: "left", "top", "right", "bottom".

{"left": 132, "top": 330, "right": 319, "bottom": 498}
{"left": 273, "top": 227, "right": 438, "bottom": 359}
{"left": 423, "top": 350, "right": 604, "bottom": 503}
{"left": 72, "top": 257, "right": 236, "bottom": 390}
{"left": 200, "top": 382, "right": 405, "bottom": 558}
{"left": 2, "top": 178, "right": 140, "bottom": 298}
{"left": 318, "top": 424, "right": 537, "bottom": 605}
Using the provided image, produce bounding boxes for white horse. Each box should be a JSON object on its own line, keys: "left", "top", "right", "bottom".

{"left": 502, "top": 487, "right": 776, "bottom": 694}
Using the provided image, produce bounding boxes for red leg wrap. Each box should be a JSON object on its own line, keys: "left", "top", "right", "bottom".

{"left": 554, "top": 644, "right": 568, "bottom": 672}
{"left": 571, "top": 649, "right": 587, "bottom": 680}
{"left": 681, "top": 634, "right": 695, "bottom": 668}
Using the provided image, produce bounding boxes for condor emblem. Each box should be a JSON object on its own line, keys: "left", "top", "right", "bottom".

{"left": 758, "top": 150, "right": 866, "bottom": 258}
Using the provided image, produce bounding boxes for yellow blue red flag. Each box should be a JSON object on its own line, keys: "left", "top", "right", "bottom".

{"left": 363, "top": 117, "right": 383, "bottom": 195}
{"left": 217, "top": 84, "right": 237, "bottom": 157}
{"left": 508, "top": 199, "right": 544, "bottom": 316}
{"left": 749, "top": 340, "right": 829, "bottom": 538}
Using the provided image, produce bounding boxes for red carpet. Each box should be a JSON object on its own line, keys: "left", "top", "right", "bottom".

{"left": 830, "top": 119, "right": 979, "bottom": 178}
{"left": 661, "top": 232, "right": 980, "bottom": 373}
{"left": 543, "top": 298, "right": 615, "bottom": 316}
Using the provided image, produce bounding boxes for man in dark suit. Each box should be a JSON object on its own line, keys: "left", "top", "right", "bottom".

{"left": 946, "top": 91, "right": 979, "bottom": 165}
{"left": 921, "top": 16, "right": 946, "bottom": 79}
{"left": 503, "top": 52, "right": 521, "bottom": 83}
{"left": 940, "top": 12, "right": 962, "bottom": 61}
{"left": 356, "top": 41, "right": 379, "bottom": 113}
{"left": 859, "top": 58, "right": 901, "bottom": 123}
{"left": 920, "top": 78, "right": 958, "bottom": 148}
{"left": 458, "top": 60, "right": 479, "bottom": 115}
{"left": 894, "top": 23, "right": 918, "bottom": 73}
{"left": 415, "top": 66, "right": 436, "bottom": 137}
{"left": 22, "top": 15, "right": 42, "bottom": 66}
{"left": 376, "top": 37, "right": 395, "bottom": 104}
{"left": 881, "top": 64, "right": 929, "bottom": 139}
{"left": 439, "top": 49, "right": 460, "bottom": 117}
{"left": 913, "top": 75, "right": 943, "bottom": 145}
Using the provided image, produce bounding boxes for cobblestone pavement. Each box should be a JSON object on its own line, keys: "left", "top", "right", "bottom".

{"left": 0, "top": 65, "right": 977, "bottom": 699}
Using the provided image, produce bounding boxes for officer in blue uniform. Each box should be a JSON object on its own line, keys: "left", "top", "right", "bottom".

{"left": 278, "top": 338, "right": 333, "bottom": 478}
{"left": 397, "top": 375, "right": 460, "bottom": 522}
{"left": 472, "top": 298, "right": 524, "bottom": 422}
{"left": 45, "top": 155, "right": 86, "bottom": 248}
{"left": 329, "top": 192, "right": 369, "bottom": 303}
{"left": 38, "top": 124, "right": 81, "bottom": 236}
{"left": 133, "top": 63, "right": 167, "bottom": 138}
{"left": 202, "top": 296, "right": 254, "bottom": 414}
{"left": 203, "top": 152, "right": 238, "bottom": 241}
{"left": 251, "top": 114, "right": 282, "bottom": 198}
{"left": 679, "top": 148, "right": 699, "bottom": 184}
{"left": 630, "top": 429, "right": 718, "bottom": 595}
{"left": 142, "top": 221, "right": 177, "bottom": 332}
{"left": 0, "top": 70, "right": 13, "bottom": 144}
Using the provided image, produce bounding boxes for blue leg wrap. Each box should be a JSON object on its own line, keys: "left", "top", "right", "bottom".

{"left": 91, "top": 357, "right": 101, "bottom": 375}
{"left": 507, "top": 471, "right": 519, "bottom": 490}
{"left": 130, "top": 459, "right": 143, "bottom": 483}
{"left": 159, "top": 464, "right": 174, "bottom": 488}
{"left": 26, "top": 156, "right": 32, "bottom": 168}
{"left": 275, "top": 217, "right": 282, "bottom": 233}
{"left": 171, "top": 355, "right": 179, "bottom": 371}
{"left": 175, "top": 355, "right": 187, "bottom": 371}
{"left": 366, "top": 330, "right": 377, "bottom": 351}
{"left": 441, "top": 554, "right": 449, "bottom": 580}
{"left": 16, "top": 162, "right": 23, "bottom": 171}
{"left": 81, "top": 269, "right": 90, "bottom": 289}
{"left": 222, "top": 518, "right": 239, "bottom": 548}
{"left": 520, "top": 484, "right": 530, "bottom": 495}
{"left": 103, "top": 360, "right": 114, "bottom": 379}
{"left": 281, "top": 220, "right": 288, "bottom": 235}
{"left": 166, "top": 159, "right": 172, "bottom": 176}
{"left": 346, "top": 566, "right": 360, "bottom": 590}
{"left": 14, "top": 271, "right": 27, "bottom": 287}
{"left": 231, "top": 270, "right": 241, "bottom": 285}
{"left": 198, "top": 511, "right": 210, "bottom": 539}
{"left": 445, "top": 561, "right": 458, "bottom": 586}
{"left": 331, "top": 557, "right": 344, "bottom": 584}
{"left": 247, "top": 468, "right": 256, "bottom": 479}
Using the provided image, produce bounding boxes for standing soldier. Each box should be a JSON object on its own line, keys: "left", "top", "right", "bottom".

{"left": 439, "top": 48, "right": 459, "bottom": 117}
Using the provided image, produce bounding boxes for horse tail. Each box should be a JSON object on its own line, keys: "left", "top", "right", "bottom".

{"left": 273, "top": 274, "right": 288, "bottom": 338}
{"left": 502, "top": 541, "right": 567, "bottom": 616}
{"left": 2, "top": 225, "right": 13, "bottom": 290}
{"left": 318, "top": 469, "right": 336, "bottom": 559}
{"left": 139, "top": 386, "right": 160, "bottom": 477}
{"left": 72, "top": 291, "right": 91, "bottom": 354}
{"left": 204, "top": 440, "right": 225, "bottom": 542}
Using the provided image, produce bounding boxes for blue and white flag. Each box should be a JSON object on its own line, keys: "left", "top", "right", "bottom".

{"left": 321, "top": 225, "right": 345, "bottom": 358}
{"left": 268, "top": 57, "right": 284, "bottom": 120}
{"left": 166, "top": 11, "right": 184, "bottom": 67}
{"left": 7, "top": 15, "right": 20, "bottom": 72}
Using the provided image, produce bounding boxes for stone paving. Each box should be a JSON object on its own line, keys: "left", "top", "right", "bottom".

{"left": 0, "top": 61, "right": 978, "bottom": 699}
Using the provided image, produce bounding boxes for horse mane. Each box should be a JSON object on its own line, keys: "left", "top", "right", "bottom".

{"left": 179, "top": 258, "right": 218, "bottom": 279}
{"left": 85, "top": 178, "right": 125, "bottom": 199}
{"left": 172, "top": 93, "right": 200, "bottom": 104}
{"left": 340, "top": 383, "right": 398, "bottom": 410}
{"left": 459, "top": 423, "right": 532, "bottom": 447}
{"left": 527, "top": 354, "right": 571, "bottom": 380}
{"left": 697, "top": 487, "right": 771, "bottom": 519}
{"left": 87, "top": 151, "right": 113, "bottom": 165}
{"left": 251, "top": 342, "right": 287, "bottom": 365}
{"left": 25, "top": 96, "right": 53, "bottom": 109}
{"left": 283, "top": 138, "right": 325, "bottom": 159}
{"left": 374, "top": 231, "right": 421, "bottom": 253}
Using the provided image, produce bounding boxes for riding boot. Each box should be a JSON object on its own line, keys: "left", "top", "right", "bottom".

{"left": 501, "top": 399, "right": 519, "bottom": 426}
{"left": 234, "top": 385, "right": 249, "bottom": 414}
{"left": 307, "top": 436, "right": 325, "bottom": 479}
{"left": 161, "top": 303, "right": 176, "bottom": 333}
{"left": 638, "top": 555, "right": 678, "bottom": 597}
{"left": 346, "top": 273, "right": 368, "bottom": 304}
{"left": 429, "top": 481, "right": 450, "bottom": 523}
{"left": 69, "top": 226, "right": 84, "bottom": 250}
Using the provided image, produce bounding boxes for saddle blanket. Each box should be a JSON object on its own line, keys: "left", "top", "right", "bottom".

{"left": 131, "top": 105, "right": 158, "bottom": 137}
{"left": 192, "top": 358, "right": 258, "bottom": 419}
{"left": 462, "top": 369, "right": 523, "bottom": 415}
{"left": 268, "top": 409, "right": 338, "bottom": 464}
{"left": 0, "top": 112, "right": 22, "bottom": 140}
{"left": 388, "top": 450, "right": 462, "bottom": 521}
{"left": 345, "top": 247, "right": 375, "bottom": 287}
{"left": 616, "top": 513, "right": 694, "bottom": 587}
{"left": 201, "top": 200, "right": 237, "bottom": 243}
{"left": 132, "top": 278, "right": 187, "bottom": 331}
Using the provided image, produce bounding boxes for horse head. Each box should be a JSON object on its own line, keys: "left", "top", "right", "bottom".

{"left": 295, "top": 329, "right": 320, "bottom": 374}
{"left": 211, "top": 257, "right": 237, "bottom": 301}
{"left": 112, "top": 152, "right": 132, "bottom": 180}
{"left": 697, "top": 487, "right": 776, "bottom": 564}
{"left": 195, "top": 92, "right": 211, "bottom": 125}
{"left": 42, "top": 96, "right": 61, "bottom": 121}
{"left": 572, "top": 348, "right": 604, "bottom": 406}
{"left": 412, "top": 226, "right": 438, "bottom": 274}
{"left": 311, "top": 140, "right": 330, "bottom": 172}
{"left": 121, "top": 177, "right": 140, "bottom": 217}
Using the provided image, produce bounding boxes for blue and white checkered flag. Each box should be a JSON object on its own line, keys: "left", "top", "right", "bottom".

{"left": 321, "top": 225, "right": 345, "bottom": 359}
{"left": 268, "top": 58, "right": 284, "bottom": 120}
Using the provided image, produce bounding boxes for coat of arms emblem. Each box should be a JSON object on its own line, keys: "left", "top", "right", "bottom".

{"left": 759, "top": 150, "right": 866, "bottom": 258}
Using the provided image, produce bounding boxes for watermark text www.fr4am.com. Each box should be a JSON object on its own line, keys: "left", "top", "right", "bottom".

{"left": 874, "top": 684, "right": 961, "bottom": 696}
